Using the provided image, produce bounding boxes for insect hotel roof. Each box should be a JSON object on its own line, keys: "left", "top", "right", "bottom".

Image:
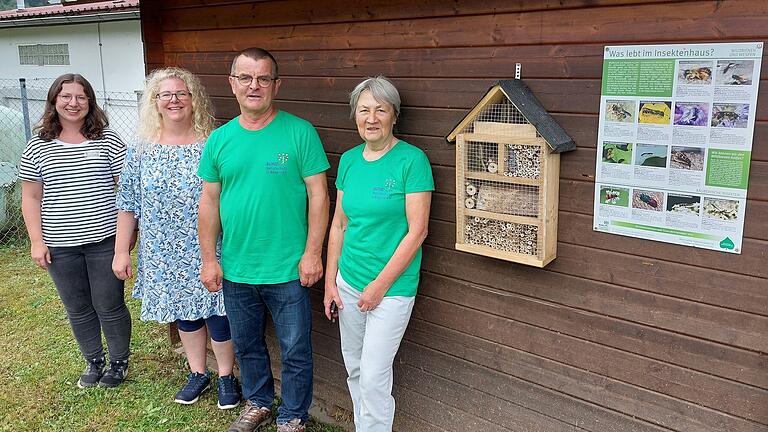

{"left": 446, "top": 79, "right": 575, "bottom": 153}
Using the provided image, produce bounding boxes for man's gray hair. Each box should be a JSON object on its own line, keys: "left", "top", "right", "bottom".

{"left": 349, "top": 76, "right": 401, "bottom": 119}
{"left": 230, "top": 47, "right": 279, "bottom": 77}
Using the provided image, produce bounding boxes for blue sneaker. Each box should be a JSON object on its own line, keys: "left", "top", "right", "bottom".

{"left": 174, "top": 371, "right": 210, "bottom": 404}
{"left": 217, "top": 374, "right": 241, "bottom": 409}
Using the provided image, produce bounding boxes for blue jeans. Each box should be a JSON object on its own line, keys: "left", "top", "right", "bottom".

{"left": 222, "top": 278, "right": 313, "bottom": 423}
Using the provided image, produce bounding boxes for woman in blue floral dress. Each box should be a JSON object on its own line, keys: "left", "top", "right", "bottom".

{"left": 112, "top": 67, "right": 241, "bottom": 409}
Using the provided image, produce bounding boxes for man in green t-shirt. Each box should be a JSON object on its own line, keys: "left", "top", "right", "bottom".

{"left": 198, "top": 48, "right": 330, "bottom": 432}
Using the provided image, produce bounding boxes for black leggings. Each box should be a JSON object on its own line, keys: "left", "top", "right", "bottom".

{"left": 47, "top": 236, "right": 131, "bottom": 362}
{"left": 176, "top": 314, "right": 231, "bottom": 342}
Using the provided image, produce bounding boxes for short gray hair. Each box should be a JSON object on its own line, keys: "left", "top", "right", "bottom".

{"left": 349, "top": 76, "right": 401, "bottom": 119}
{"left": 230, "top": 47, "right": 278, "bottom": 77}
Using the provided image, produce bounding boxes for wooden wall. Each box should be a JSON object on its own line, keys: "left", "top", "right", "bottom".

{"left": 141, "top": 1, "right": 768, "bottom": 430}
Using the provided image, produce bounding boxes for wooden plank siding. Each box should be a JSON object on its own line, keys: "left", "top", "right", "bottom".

{"left": 142, "top": 1, "right": 768, "bottom": 431}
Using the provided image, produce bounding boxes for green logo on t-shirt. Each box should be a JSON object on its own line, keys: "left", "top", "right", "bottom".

{"left": 266, "top": 153, "right": 289, "bottom": 174}
{"left": 372, "top": 178, "right": 396, "bottom": 200}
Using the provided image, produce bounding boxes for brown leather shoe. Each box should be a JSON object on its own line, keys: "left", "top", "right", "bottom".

{"left": 276, "top": 418, "right": 306, "bottom": 432}
{"left": 227, "top": 401, "right": 271, "bottom": 432}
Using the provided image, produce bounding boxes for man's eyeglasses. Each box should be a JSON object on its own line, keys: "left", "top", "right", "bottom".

{"left": 156, "top": 91, "right": 191, "bottom": 101}
{"left": 230, "top": 75, "right": 278, "bottom": 88}
{"left": 58, "top": 94, "right": 89, "bottom": 104}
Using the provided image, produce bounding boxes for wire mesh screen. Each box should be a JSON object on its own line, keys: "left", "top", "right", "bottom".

{"left": 465, "top": 140, "right": 499, "bottom": 173}
{"left": 0, "top": 78, "right": 140, "bottom": 245}
{"left": 455, "top": 96, "right": 548, "bottom": 260}
{"left": 505, "top": 144, "right": 542, "bottom": 178}
{"left": 459, "top": 100, "right": 541, "bottom": 137}
{"left": 463, "top": 216, "right": 540, "bottom": 256}
{"left": 463, "top": 179, "right": 539, "bottom": 218}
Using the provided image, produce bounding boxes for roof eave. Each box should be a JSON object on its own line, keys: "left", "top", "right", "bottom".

{"left": 0, "top": 10, "right": 139, "bottom": 28}
{"left": 445, "top": 79, "right": 576, "bottom": 154}
{"left": 445, "top": 85, "right": 505, "bottom": 142}
{"left": 497, "top": 80, "right": 576, "bottom": 153}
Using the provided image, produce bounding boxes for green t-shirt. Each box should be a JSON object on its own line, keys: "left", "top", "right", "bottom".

{"left": 198, "top": 111, "right": 330, "bottom": 284}
{"left": 336, "top": 141, "right": 434, "bottom": 297}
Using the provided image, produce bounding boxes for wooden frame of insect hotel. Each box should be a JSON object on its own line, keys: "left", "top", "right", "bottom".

{"left": 446, "top": 80, "right": 575, "bottom": 267}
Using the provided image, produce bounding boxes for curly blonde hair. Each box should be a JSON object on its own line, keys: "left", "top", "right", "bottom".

{"left": 137, "top": 67, "right": 215, "bottom": 145}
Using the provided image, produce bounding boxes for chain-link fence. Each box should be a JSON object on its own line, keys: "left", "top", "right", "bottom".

{"left": 0, "top": 77, "right": 140, "bottom": 245}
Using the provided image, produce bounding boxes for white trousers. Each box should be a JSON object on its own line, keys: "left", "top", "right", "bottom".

{"left": 336, "top": 271, "right": 415, "bottom": 432}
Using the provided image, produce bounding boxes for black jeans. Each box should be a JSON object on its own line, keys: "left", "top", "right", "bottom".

{"left": 47, "top": 236, "right": 131, "bottom": 362}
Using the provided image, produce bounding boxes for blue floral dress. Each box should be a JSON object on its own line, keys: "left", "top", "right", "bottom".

{"left": 116, "top": 142, "right": 225, "bottom": 323}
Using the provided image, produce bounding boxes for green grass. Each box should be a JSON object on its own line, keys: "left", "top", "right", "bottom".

{"left": 0, "top": 245, "right": 345, "bottom": 432}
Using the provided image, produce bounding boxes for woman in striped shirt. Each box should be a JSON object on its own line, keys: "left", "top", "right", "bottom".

{"left": 20, "top": 73, "right": 132, "bottom": 389}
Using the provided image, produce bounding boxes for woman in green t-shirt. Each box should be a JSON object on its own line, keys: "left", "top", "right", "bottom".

{"left": 324, "top": 76, "right": 434, "bottom": 432}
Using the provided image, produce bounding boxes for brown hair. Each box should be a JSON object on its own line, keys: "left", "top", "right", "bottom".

{"left": 35, "top": 73, "right": 108, "bottom": 141}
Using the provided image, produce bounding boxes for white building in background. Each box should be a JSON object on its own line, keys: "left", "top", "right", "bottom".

{"left": 0, "top": 0, "right": 144, "bottom": 145}
{"left": 0, "top": 0, "right": 144, "bottom": 93}
{"left": 0, "top": 0, "right": 143, "bottom": 230}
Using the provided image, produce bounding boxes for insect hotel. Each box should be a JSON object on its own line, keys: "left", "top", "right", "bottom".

{"left": 447, "top": 80, "right": 575, "bottom": 267}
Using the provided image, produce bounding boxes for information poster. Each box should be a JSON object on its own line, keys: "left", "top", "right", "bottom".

{"left": 593, "top": 42, "right": 762, "bottom": 253}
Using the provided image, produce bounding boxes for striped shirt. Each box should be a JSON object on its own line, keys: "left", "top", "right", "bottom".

{"left": 19, "top": 130, "right": 126, "bottom": 247}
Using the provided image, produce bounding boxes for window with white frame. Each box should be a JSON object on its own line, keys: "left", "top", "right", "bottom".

{"left": 18, "top": 44, "right": 70, "bottom": 66}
